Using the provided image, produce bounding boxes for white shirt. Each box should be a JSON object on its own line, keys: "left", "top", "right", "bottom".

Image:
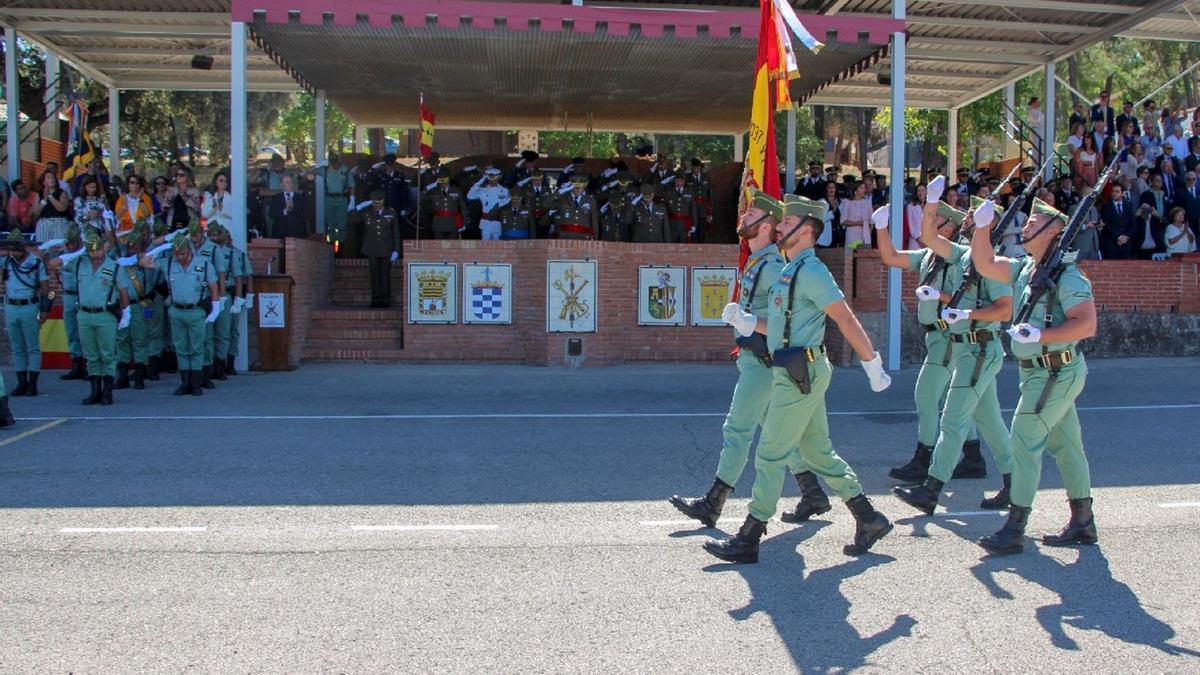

{"left": 1166, "top": 224, "right": 1196, "bottom": 255}
{"left": 201, "top": 190, "right": 234, "bottom": 228}
{"left": 1168, "top": 134, "right": 1188, "bottom": 161}
{"left": 466, "top": 181, "right": 510, "bottom": 220}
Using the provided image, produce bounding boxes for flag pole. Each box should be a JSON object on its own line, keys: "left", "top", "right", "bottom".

{"left": 416, "top": 92, "right": 423, "bottom": 246}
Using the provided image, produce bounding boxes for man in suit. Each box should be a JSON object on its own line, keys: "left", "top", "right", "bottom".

{"left": 1179, "top": 172, "right": 1200, "bottom": 229}
{"left": 267, "top": 175, "right": 308, "bottom": 239}
{"left": 1100, "top": 183, "right": 1138, "bottom": 259}
{"left": 1137, "top": 173, "right": 1170, "bottom": 258}
{"left": 1090, "top": 91, "right": 1115, "bottom": 137}
{"left": 1159, "top": 152, "right": 1183, "bottom": 204}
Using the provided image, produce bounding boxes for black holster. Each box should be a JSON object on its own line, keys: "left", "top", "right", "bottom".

{"left": 772, "top": 347, "right": 813, "bottom": 395}
{"left": 736, "top": 333, "right": 772, "bottom": 366}
{"left": 107, "top": 303, "right": 121, "bottom": 321}
{"left": 201, "top": 298, "right": 213, "bottom": 314}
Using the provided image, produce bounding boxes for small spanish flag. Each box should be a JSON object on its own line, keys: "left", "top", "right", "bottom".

{"left": 419, "top": 94, "right": 435, "bottom": 159}
{"left": 39, "top": 302, "right": 71, "bottom": 370}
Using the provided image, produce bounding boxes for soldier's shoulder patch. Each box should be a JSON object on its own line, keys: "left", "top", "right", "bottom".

{"left": 193, "top": 265, "right": 206, "bottom": 273}
{"left": 100, "top": 267, "right": 115, "bottom": 278}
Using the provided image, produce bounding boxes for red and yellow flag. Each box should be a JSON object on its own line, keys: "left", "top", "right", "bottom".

{"left": 419, "top": 95, "right": 435, "bottom": 159}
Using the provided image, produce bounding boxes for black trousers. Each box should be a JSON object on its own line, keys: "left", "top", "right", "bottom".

{"left": 368, "top": 256, "right": 391, "bottom": 306}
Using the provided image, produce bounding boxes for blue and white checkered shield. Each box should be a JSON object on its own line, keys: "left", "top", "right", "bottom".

{"left": 472, "top": 286, "right": 504, "bottom": 320}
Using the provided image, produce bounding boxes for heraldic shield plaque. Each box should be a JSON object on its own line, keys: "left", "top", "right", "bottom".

{"left": 407, "top": 263, "right": 458, "bottom": 324}
{"left": 690, "top": 267, "right": 737, "bottom": 326}
{"left": 637, "top": 266, "right": 686, "bottom": 326}
{"left": 547, "top": 260, "right": 596, "bottom": 333}
{"left": 462, "top": 263, "right": 513, "bottom": 325}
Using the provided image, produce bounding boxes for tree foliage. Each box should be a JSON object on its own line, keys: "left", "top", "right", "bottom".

{"left": 275, "top": 91, "right": 354, "bottom": 164}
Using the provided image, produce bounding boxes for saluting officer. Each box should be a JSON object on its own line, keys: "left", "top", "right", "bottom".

{"left": 598, "top": 172, "right": 637, "bottom": 242}
{"left": 422, "top": 168, "right": 467, "bottom": 240}
{"left": 57, "top": 225, "right": 87, "bottom": 381}
{"left": 145, "top": 234, "right": 219, "bottom": 397}
{"left": 554, "top": 174, "right": 598, "bottom": 240}
{"left": 686, "top": 158, "right": 713, "bottom": 241}
{"left": 670, "top": 190, "right": 832, "bottom": 530}
{"left": 628, "top": 184, "right": 669, "bottom": 243}
{"left": 67, "top": 231, "right": 128, "bottom": 405}
{"left": 524, "top": 168, "right": 555, "bottom": 238}
{"left": 664, "top": 171, "right": 700, "bottom": 243}
{"left": 498, "top": 190, "right": 535, "bottom": 240}
{"left": 356, "top": 190, "right": 401, "bottom": 308}
{"left": 704, "top": 196, "right": 892, "bottom": 563}
{"left": 2, "top": 229, "right": 50, "bottom": 397}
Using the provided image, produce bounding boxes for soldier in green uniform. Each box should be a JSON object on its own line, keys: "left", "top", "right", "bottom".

{"left": 2, "top": 229, "right": 50, "bottom": 396}
{"left": 70, "top": 231, "right": 129, "bottom": 405}
{"left": 883, "top": 185, "right": 987, "bottom": 484}
{"left": 145, "top": 234, "right": 219, "bottom": 396}
{"left": 670, "top": 190, "right": 831, "bottom": 529}
{"left": 498, "top": 190, "right": 534, "bottom": 240}
{"left": 206, "top": 223, "right": 240, "bottom": 380}
{"left": 598, "top": 172, "right": 636, "bottom": 242}
{"left": 422, "top": 168, "right": 467, "bottom": 240}
{"left": 881, "top": 194, "right": 1016, "bottom": 514}
{"left": 189, "top": 221, "right": 227, "bottom": 388}
{"left": 225, "top": 233, "right": 254, "bottom": 375}
{"left": 663, "top": 171, "right": 699, "bottom": 243}
{"left": 628, "top": 185, "right": 669, "bottom": 243}
{"left": 57, "top": 225, "right": 87, "bottom": 381}
{"left": 313, "top": 151, "right": 354, "bottom": 252}
{"left": 553, "top": 174, "right": 597, "bottom": 240}
{"left": 971, "top": 198, "right": 1099, "bottom": 555}
{"left": 703, "top": 196, "right": 893, "bottom": 563}
{"left": 352, "top": 190, "right": 401, "bottom": 308}
{"left": 113, "top": 225, "right": 153, "bottom": 390}
{"left": 146, "top": 221, "right": 174, "bottom": 379}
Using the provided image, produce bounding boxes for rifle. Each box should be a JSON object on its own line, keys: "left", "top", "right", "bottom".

{"left": 1013, "top": 151, "right": 1122, "bottom": 325}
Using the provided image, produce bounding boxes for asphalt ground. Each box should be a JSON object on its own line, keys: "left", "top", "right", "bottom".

{"left": 1, "top": 357, "right": 1198, "bottom": 673}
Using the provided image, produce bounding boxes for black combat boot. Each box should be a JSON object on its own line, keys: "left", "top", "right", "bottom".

{"left": 11, "top": 372, "right": 28, "bottom": 397}
{"left": 844, "top": 494, "right": 892, "bottom": 555}
{"left": 82, "top": 376, "right": 103, "bottom": 405}
{"left": 147, "top": 356, "right": 162, "bottom": 381}
{"left": 173, "top": 371, "right": 189, "bottom": 396}
{"left": 979, "top": 505, "right": 1031, "bottom": 555}
{"left": 889, "top": 442, "right": 932, "bottom": 483}
{"left": 189, "top": 370, "right": 203, "bottom": 397}
{"left": 893, "top": 477, "right": 944, "bottom": 516}
{"left": 100, "top": 376, "right": 114, "bottom": 406}
{"left": 163, "top": 350, "right": 178, "bottom": 374}
{"left": 781, "top": 472, "right": 832, "bottom": 523}
{"left": 225, "top": 354, "right": 237, "bottom": 376}
{"left": 0, "top": 396, "right": 14, "bottom": 428}
{"left": 1042, "top": 498, "right": 1098, "bottom": 547}
{"left": 212, "top": 358, "right": 227, "bottom": 381}
{"left": 133, "top": 363, "right": 147, "bottom": 390}
{"left": 200, "top": 366, "right": 215, "bottom": 389}
{"left": 952, "top": 439, "right": 987, "bottom": 479}
{"left": 25, "top": 371, "right": 39, "bottom": 396}
{"left": 60, "top": 356, "right": 85, "bottom": 380}
{"left": 113, "top": 363, "right": 130, "bottom": 390}
{"left": 980, "top": 474, "right": 1011, "bottom": 510}
{"left": 702, "top": 514, "right": 768, "bottom": 564}
{"left": 669, "top": 478, "right": 733, "bottom": 528}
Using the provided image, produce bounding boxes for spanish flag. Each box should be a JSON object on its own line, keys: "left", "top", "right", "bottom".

{"left": 419, "top": 95, "right": 435, "bottom": 159}
{"left": 62, "top": 98, "right": 97, "bottom": 182}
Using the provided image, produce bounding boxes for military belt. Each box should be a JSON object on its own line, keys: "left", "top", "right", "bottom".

{"left": 1018, "top": 349, "right": 1076, "bottom": 370}
{"left": 80, "top": 305, "right": 112, "bottom": 313}
{"left": 949, "top": 330, "right": 997, "bottom": 345}
{"left": 6, "top": 298, "right": 34, "bottom": 306}
{"left": 173, "top": 302, "right": 200, "bottom": 310}
{"left": 63, "top": 290, "right": 79, "bottom": 296}
{"left": 559, "top": 223, "right": 592, "bottom": 236}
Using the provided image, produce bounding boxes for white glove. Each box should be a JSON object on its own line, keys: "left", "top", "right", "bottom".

{"left": 558, "top": 184, "right": 573, "bottom": 195}
{"left": 871, "top": 205, "right": 889, "bottom": 230}
{"left": 926, "top": 175, "right": 946, "bottom": 203}
{"left": 721, "top": 302, "right": 757, "bottom": 337}
{"left": 315, "top": 160, "right": 329, "bottom": 169}
{"left": 1008, "top": 323, "right": 1041, "bottom": 344}
{"left": 231, "top": 296, "right": 246, "bottom": 314}
{"left": 118, "top": 306, "right": 131, "bottom": 329}
{"left": 205, "top": 300, "right": 223, "bottom": 323}
{"left": 145, "top": 242, "right": 172, "bottom": 258}
{"left": 631, "top": 195, "right": 643, "bottom": 206}
{"left": 860, "top": 352, "right": 891, "bottom": 392}
{"left": 517, "top": 177, "right": 532, "bottom": 187}
{"left": 462, "top": 165, "right": 478, "bottom": 173}
{"left": 356, "top": 201, "right": 373, "bottom": 211}
{"left": 347, "top": 196, "right": 356, "bottom": 213}
{"left": 424, "top": 182, "right": 438, "bottom": 192}
{"left": 599, "top": 204, "right": 609, "bottom": 214}
{"left": 371, "top": 161, "right": 385, "bottom": 169}
{"left": 515, "top": 158, "right": 526, "bottom": 169}
{"left": 58, "top": 248, "right": 86, "bottom": 263}
{"left": 38, "top": 238, "right": 64, "bottom": 251}
{"left": 659, "top": 175, "right": 673, "bottom": 186}
{"left": 914, "top": 285, "right": 940, "bottom": 302}
{"left": 244, "top": 293, "right": 255, "bottom": 309}
{"left": 390, "top": 251, "right": 399, "bottom": 263}
{"left": 116, "top": 255, "right": 139, "bottom": 267}
{"left": 688, "top": 227, "right": 696, "bottom": 236}
{"left": 973, "top": 200, "right": 995, "bottom": 229}
{"left": 601, "top": 167, "right": 617, "bottom": 178}
{"left": 941, "top": 308, "right": 971, "bottom": 325}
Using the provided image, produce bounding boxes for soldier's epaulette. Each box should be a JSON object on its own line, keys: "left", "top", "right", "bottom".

{"left": 778, "top": 273, "right": 795, "bottom": 285}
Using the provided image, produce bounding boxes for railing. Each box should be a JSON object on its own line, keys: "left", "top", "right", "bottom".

{"left": 0, "top": 74, "right": 68, "bottom": 165}
{"left": 1000, "top": 100, "right": 1071, "bottom": 177}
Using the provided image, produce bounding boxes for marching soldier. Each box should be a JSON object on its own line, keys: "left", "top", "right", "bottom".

{"left": 628, "top": 184, "right": 669, "bottom": 243}
{"left": 498, "top": 190, "right": 535, "bottom": 240}
{"left": 703, "top": 195, "right": 892, "bottom": 563}
{"left": 189, "top": 221, "right": 227, "bottom": 389}
{"left": 972, "top": 197, "right": 1099, "bottom": 555}
{"left": 663, "top": 171, "right": 699, "bottom": 243}
{"left": 553, "top": 174, "right": 597, "bottom": 240}
{"left": 2, "top": 229, "right": 50, "bottom": 397}
{"left": 57, "top": 225, "right": 86, "bottom": 381}
{"left": 686, "top": 158, "right": 713, "bottom": 240}
{"left": 877, "top": 188, "right": 1015, "bottom": 514}
{"left": 598, "top": 172, "right": 637, "bottom": 242}
{"left": 422, "top": 168, "right": 467, "bottom": 240}
{"left": 113, "top": 225, "right": 153, "bottom": 390}
{"left": 62, "top": 231, "right": 129, "bottom": 405}
{"left": 670, "top": 190, "right": 832, "bottom": 530}
{"left": 353, "top": 190, "right": 401, "bottom": 308}
{"left": 312, "top": 151, "right": 355, "bottom": 253}
{"left": 144, "top": 234, "right": 220, "bottom": 397}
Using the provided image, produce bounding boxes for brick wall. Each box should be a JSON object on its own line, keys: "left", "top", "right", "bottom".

{"left": 281, "top": 237, "right": 334, "bottom": 366}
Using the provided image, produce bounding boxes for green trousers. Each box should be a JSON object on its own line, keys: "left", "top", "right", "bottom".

{"left": 928, "top": 339, "right": 1014, "bottom": 483}
{"left": 170, "top": 307, "right": 207, "bottom": 371}
{"left": 715, "top": 352, "right": 808, "bottom": 487}
{"left": 1010, "top": 360, "right": 1091, "bottom": 508}
{"left": 147, "top": 297, "right": 167, "bottom": 355}
{"left": 203, "top": 313, "right": 215, "bottom": 365}
{"left": 227, "top": 311, "right": 240, "bottom": 358}
{"left": 63, "top": 294, "right": 81, "bottom": 357}
{"left": 213, "top": 294, "right": 233, "bottom": 362}
{"left": 116, "top": 304, "right": 149, "bottom": 364}
{"left": 5, "top": 303, "right": 41, "bottom": 372}
{"left": 914, "top": 330, "right": 978, "bottom": 446}
{"left": 0, "top": 371, "right": 6, "bottom": 396}
{"left": 78, "top": 310, "right": 118, "bottom": 378}
{"left": 748, "top": 359, "right": 862, "bottom": 522}
{"left": 326, "top": 197, "right": 349, "bottom": 243}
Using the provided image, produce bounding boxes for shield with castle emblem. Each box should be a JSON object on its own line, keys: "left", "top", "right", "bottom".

{"left": 690, "top": 267, "right": 737, "bottom": 326}
{"left": 407, "top": 263, "right": 458, "bottom": 324}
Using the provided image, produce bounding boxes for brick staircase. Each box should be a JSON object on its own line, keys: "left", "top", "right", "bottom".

{"left": 301, "top": 259, "right": 406, "bottom": 362}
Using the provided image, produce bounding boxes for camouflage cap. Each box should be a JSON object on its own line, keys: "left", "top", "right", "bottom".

{"left": 782, "top": 195, "right": 827, "bottom": 222}
{"left": 936, "top": 201, "right": 966, "bottom": 226}
{"left": 747, "top": 189, "right": 784, "bottom": 222}
{"left": 970, "top": 195, "right": 1005, "bottom": 220}
{"left": 1, "top": 229, "right": 29, "bottom": 247}
{"left": 1031, "top": 197, "right": 1066, "bottom": 224}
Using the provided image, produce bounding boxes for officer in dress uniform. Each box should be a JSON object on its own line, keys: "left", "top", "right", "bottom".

{"left": 628, "top": 184, "right": 669, "bottom": 243}
{"left": 643, "top": 156, "right": 674, "bottom": 197}
{"left": 63, "top": 231, "right": 129, "bottom": 405}
{"left": 686, "top": 159, "right": 714, "bottom": 241}
{"left": 797, "top": 161, "right": 826, "bottom": 200}
{"left": 972, "top": 198, "right": 1099, "bottom": 555}
{"left": 145, "top": 234, "right": 219, "bottom": 397}
{"left": 467, "top": 167, "right": 511, "bottom": 241}
{"left": 189, "top": 221, "right": 226, "bottom": 389}
{"left": 456, "top": 165, "right": 483, "bottom": 239}
{"left": 57, "top": 225, "right": 86, "bottom": 381}
{"left": 113, "top": 225, "right": 153, "bottom": 390}
{"left": 498, "top": 190, "right": 534, "bottom": 240}
{"left": 355, "top": 190, "right": 401, "bottom": 308}
{"left": 670, "top": 190, "right": 832, "bottom": 529}
{"left": 371, "top": 154, "right": 411, "bottom": 222}
{"left": 503, "top": 150, "right": 548, "bottom": 190}
{"left": 703, "top": 195, "right": 892, "bottom": 563}
{"left": 422, "top": 168, "right": 467, "bottom": 240}
{"left": 663, "top": 171, "right": 699, "bottom": 243}
{"left": 2, "top": 229, "right": 50, "bottom": 397}
{"left": 524, "top": 169, "right": 555, "bottom": 238}
{"left": 598, "top": 172, "right": 637, "bottom": 242}
{"left": 553, "top": 174, "right": 597, "bottom": 240}
{"left": 314, "top": 151, "right": 355, "bottom": 253}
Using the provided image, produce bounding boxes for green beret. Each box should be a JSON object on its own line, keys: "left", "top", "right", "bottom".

{"left": 1031, "top": 197, "right": 1066, "bottom": 224}
{"left": 970, "top": 195, "right": 1005, "bottom": 220}
{"left": 187, "top": 220, "right": 202, "bottom": 237}
{"left": 65, "top": 224, "right": 81, "bottom": 244}
{"left": 936, "top": 201, "right": 966, "bottom": 226}
{"left": 171, "top": 233, "right": 190, "bottom": 252}
{"left": 748, "top": 189, "right": 784, "bottom": 222}
{"left": 782, "top": 195, "right": 827, "bottom": 222}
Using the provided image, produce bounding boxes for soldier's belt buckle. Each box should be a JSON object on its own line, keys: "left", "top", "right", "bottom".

{"left": 936, "top": 319, "right": 949, "bottom": 330}
{"left": 806, "top": 348, "right": 815, "bottom": 363}
{"left": 1060, "top": 350, "right": 1074, "bottom": 365}
{"left": 967, "top": 331, "right": 979, "bottom": 345}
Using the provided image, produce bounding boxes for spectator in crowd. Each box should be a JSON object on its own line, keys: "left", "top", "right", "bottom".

{"left": 72, "top": 159, "right": 111, "bottom": 199}
{"left": 6, "top": 180, "right": 37, "bottom": 233}
{"left": 43, "top": 161, "right": 73, "bottom": 198}
{"left": 114, "top": 175, "right": 154, "bottom": 237}
{"left": 1165, "top": 123, "right": 1188, "bottom": 162}
{"left": 943, "top": 185, "right": 963, "bottom": 209}
{"left": 904, "top": 183, "right": 926, "bottom": 250}
{"left": 166, "top": 168, "right": 201, "bottom": 229}
{"left": 820, "top": 180, "right": 843, "bottom": 248}
{"left": 1100, "top": 136, "right": 1117, "bottom": 168}
{"left": 1116, "top": 101, "right": 1138, "bottom": 138}
{"left": 1140, "top": 172, "right": 1171, "bottom": 239}
{"left": 73, "top": 176, "right": 109, "bottom": 233}
{"left": 1160, "top": 153, "right": 1182, "bottom": 204}
{"left": 1140, "top": 119, "right": 1163, "bottom": 160}
{"left": 1179, "top": 172, "right": 1200, "bottom": 228}
{"left": 31, "top": 170, "right": 71, "bottom": 242}
{"left": 151, "top": 176, "right": 171, "bottom": 227}
{"left": 202, "top": 172, "right": 234, "bottom": 231}
{"left": 119, "top": 163, "right": 136, "bottom": 192}
{"left": 1073, "top": 187, "right": 1103, "bottom": 261}
{"left": 840, "top": 180, "right": 873, "bottom": 248}
{"left": 1185, "top": 137, "right": 1200, "bottom": 174}
{"left": 1066, "top": 122, "right": 1086, "bottom": 160}
{"left": 1091, "top": 117, "right": 1108, "bottom": 154}
{"left": 1117, "top": 119, "right": 1138, "bottom": 157}
{"left": 1123, "top": 142, "right": 1152, "bottom": 182}
{"left": 1142, "top": 99, "right": 1160, "bottom": 132}
{"left": 1165, "top": 206, "right": 1196, "bottom": 255}
{"left": 1075, "top": 134, "right": 1101, "bottom": 187}
{"left": 873, "top": 174, "right": 889, "bottom": 207}
{"left": 998, "top": 194, "right": 1027, "bottom": 258}
{"left": 268, "top": 175, "right": 308, "bottom": 239}
{"left": 1134, "top": 165, "right": 1153, "bottom": 197}
{"left": 1091, "top": 90, "right": 1115, "bottom": 137}
{"left": 1069, "top": 102, "right": 1087, "bottom": 132}
{"left": 1136, "top": 174, "right": 1168, "bottom": 259}
{"left": 1101, "top": 183, "right": 1138, "bottom": 259}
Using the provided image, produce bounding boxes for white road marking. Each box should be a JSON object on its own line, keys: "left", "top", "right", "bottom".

{"left": 350, "top": 524, "right": 499, "bottom": 532}
{"left": 59, "top": 527, "right": 207, "bottom": 534}
{"left": 1158, "top": 502, "right": 1200, "bottom": 508}
{"left": 640, "top": 518, "right": 744, "bottom": 526}
{"left": 0, "top": 417, "right": 68, "bottom": 446}
{"left": 18, "top": 402, "right": 1200, "bottom": 423}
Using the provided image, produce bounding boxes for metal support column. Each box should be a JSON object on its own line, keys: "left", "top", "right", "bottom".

{"left": 107, "top": 88, "right": 120, "bottom": 173}
{"left": 1043, "top": 62, "right": 1056, "bottom": 181}
{"left": 231, "top": 22, "right": 249, "bottom": 372}
{"left": 6, "top": 27, "right": 19, "bottom": 184}
{"left": 785, "top": 107, "right": 797, "bottom": 195}
{"left": 947, "top": 107, "right": 959, "bottom": 179}
{"left": 733, "top": 134, "right": 744, "bottom": 163}
{"left": 314, "top": 89, "right": 326, "bottom": 236}
{"left": 1004, "top": 83, "right": 1017, "bottom": 161}
{"left": 885, "top": 0, "right": 906, "bottom": 371}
